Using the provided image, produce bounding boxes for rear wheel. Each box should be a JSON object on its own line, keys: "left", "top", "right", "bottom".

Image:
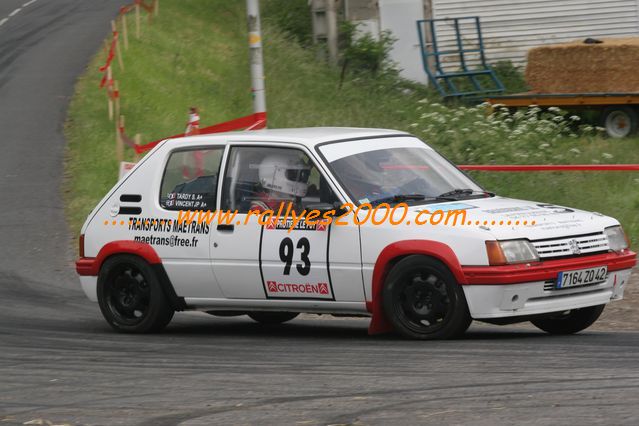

{"left": 97, "top": 255, "right": 174, "bottom": 333}
{"left": 382, "top": 255, "right": 471, "bottom": 340}
{"left": 247, "top": 312, "right": 299, "bottom": 324}
{"left": 531, "top": 304, "right": 605, "bottom": 335}
{"left": 602, "top": 106, "right": 638, "bottom": 138}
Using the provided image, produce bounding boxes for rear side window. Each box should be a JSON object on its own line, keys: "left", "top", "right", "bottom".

{"left": 159, "top": 147, "right": 224, "bottom": 210}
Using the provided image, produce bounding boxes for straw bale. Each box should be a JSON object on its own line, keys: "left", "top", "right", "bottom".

{"left": 525, "top": 38, "right": 639, "bottom": 93}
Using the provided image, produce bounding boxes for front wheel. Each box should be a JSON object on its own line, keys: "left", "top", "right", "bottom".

{"left": 382, "top": 255, "right": 471, "bottom": 340}
{"left": 248, "top": 312, "right": 299, "bottom": 324}
{"left": 97, "top": 255, "right": 174, "bottom": 333}
{"left": 531, "top": 304, "right": 605, "bottom": 335}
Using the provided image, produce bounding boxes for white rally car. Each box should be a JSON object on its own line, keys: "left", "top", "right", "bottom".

{"left": 76, "top": 128, "right": 636, "bottom": 339}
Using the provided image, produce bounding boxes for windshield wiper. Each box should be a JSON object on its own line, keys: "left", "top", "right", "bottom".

{"left": 370, "top": 193, "right": 426, "bottom": 206}
{"left": 436, "top": 188, "right": 495, "bottom": 199}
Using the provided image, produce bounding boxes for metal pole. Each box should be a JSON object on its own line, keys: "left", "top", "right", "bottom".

{"left": 246, "top": 0, "right": 266, "bottom": 118}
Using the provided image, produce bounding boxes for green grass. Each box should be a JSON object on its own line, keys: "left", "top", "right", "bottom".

{"left": 65, "top": 0, "right": 639, "bottom": 245}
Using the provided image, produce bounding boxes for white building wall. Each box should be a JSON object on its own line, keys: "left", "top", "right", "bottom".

{"left": 379, "top": 0, "right": 429, "bottom": 84}
{"left": 431, "top": 0, "right": 639, "bottom": 68}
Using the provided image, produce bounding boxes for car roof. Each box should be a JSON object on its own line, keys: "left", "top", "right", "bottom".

{"left": 161, "top": 127, "right": 411, "bottom": 150}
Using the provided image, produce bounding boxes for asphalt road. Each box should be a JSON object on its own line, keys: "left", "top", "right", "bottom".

{"left": 1, "top": 2, "right": 639, "bottom": 426}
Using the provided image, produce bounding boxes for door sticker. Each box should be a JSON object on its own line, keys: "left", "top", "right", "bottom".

{"left": 259, "top": 219, "right": 334, "bottom": 300}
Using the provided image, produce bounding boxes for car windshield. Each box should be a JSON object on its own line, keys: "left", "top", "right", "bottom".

{"left": 319, "top": 136, "right": 489, "bottom": 206}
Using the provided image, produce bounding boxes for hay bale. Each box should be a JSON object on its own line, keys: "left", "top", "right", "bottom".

{"left": 525, "top": 38, "right": 639, "bottom": 93}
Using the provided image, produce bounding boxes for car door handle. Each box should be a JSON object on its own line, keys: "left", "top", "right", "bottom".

{"left": 217, "top": 224, "right": 235, "bottom": 232}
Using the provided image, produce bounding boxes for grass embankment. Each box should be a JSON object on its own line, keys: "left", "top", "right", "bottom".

{"left": 65, "top": 0, "right": 639, "bottom": 243}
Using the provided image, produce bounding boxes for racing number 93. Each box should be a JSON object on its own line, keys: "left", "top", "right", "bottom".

{"left": 259, "top": 219, "right": 333, "bottom": 300}
{"left": 279, "top": 237, "right": 311, "bottom": 275}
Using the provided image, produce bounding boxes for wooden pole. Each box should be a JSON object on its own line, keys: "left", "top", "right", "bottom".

{"left": 114, "top": 80, "right": 120, "bottom": 119}
{"left": 116, "top": 115, "right": 124, "bottom": 163}
{"left": 107, "top": 67, "right": 113, "bottom": 121}
{"left": 154, "top": 0, "right": 159, "bottom": 17}
{"left": 134, "top": 134, "right": 141, "bottom": 162}
{"left": 135, "top": 4, "right": 141, "bottom": 39}
{"left": 112, "top": 20, "right": 124, "bottom": 70}
{"left": 121, "top": 14, "right": 129, "bottom": 50}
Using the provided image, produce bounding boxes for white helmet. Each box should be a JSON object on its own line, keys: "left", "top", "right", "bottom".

{"left": 258, "top": 153, "right": 310, "bottom": 197}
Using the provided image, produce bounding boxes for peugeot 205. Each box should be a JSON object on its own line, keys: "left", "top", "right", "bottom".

{"left": 76, "top": 128, "right": 636, "bottom": 339}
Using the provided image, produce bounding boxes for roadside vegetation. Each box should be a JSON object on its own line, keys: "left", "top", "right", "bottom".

{"left": 65, "top": 0, "right": 639, "bottom": 244}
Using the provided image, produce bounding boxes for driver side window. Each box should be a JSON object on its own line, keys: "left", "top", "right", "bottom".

{"left": 221, "top": 146, "right": 338, "bottom": 214}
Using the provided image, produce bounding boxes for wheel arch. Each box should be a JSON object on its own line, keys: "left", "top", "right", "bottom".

{"left": 96, "top": 241, "right": 163, "bottom": 271}
{"left": 367, "top": 240, "right": 467, "bottom": 335}
{"left": 94, "top": 241, "right": 186, "bottom": 311}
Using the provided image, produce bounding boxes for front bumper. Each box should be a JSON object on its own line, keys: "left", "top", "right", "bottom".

{"left": 463, "top": 268, "right": 631, "bottom": 319}
{"left": 460, "top": 250, "right": 635, "bottom": 319}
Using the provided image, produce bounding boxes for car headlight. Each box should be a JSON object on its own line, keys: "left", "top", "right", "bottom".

{"left": 486, "top": 239, "right": 539, "bottom": 265}
{"left": 605, "top": 225, "right": 629, "bottom": 252}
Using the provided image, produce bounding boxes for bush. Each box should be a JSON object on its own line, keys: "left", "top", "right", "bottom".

{"left": 411, "top": 102, "right": 603, "bottom": 163}
{"left": 339, "top": 21, "right": 397, "bottom": 76}
{"left": 261, "top": 0, "right": 313, "bottom": 47}
{"left": 492, "top": 60, "right": 528, "bottom": 94}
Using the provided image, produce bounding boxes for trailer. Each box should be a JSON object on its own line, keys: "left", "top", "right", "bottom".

{"left": 486, "top": 93, "right": 639, "bottom": 138}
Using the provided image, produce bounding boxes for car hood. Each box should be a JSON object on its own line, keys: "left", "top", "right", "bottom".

{"left": 411, "top": 196, "right": 618, "bottom": 241}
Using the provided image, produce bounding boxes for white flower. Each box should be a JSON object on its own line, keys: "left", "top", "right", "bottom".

{"left": 569, "top": 148, "right": 581, "bottom": 154}
{"left": 602, "top": 152, "right": 614, "bottom": 159}
{"left": 569, "top": 115, "right": 581, "bottom": 121}
{"left": 539, "top": 143, "right": 550, "bottom": 149}
{"left": 409, "top": 123, "right": 418, "bottom": 128}
{"left": 548, "top": 106, "right": 561, "bottom": 113}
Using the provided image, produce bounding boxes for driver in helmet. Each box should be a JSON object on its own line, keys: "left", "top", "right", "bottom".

{"left": 250, "top": 153, "right": 311, "bottom": 213}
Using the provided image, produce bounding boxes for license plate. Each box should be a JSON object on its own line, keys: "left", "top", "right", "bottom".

{"left": 556, "top": 266, "right": 607, "bottom": 289}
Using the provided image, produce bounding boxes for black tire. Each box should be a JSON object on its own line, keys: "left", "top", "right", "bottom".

{"left": 531, "top": 304, "right": 605, "bottom": 335}
{"left": 247, "top": 312, "right": 299, "bottom": 324}
{"left": 601, "top": 106, "right": 638, "bottom": 138}
{"left": 97, "top": 255, "right": 174, "bottom": 333}
{"left": 382, "top": 255, "right": 471, "bottom": 340}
